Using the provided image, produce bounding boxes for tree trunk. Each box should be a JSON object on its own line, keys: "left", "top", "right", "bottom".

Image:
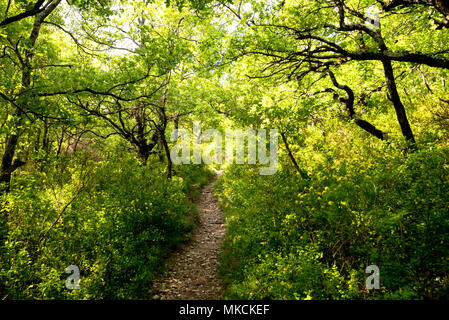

{"left": 56, "top": 127, "right": 65, "bottom": 156}
{"left": 42, "top": 119, "right": 50, "bottom": 153}
{"left": 325, "top": 69, "right": 391, "bottom": 142}
{"left": 0, "top": 0, "right": 61, "bottom": 193}
{"left": 381, "top": 60, "right": 416, "bottom": 146}
{"left": 280, "top": 132, "right": 309, "bottom": 179}
{"left": 137, "top": 145, "right": 150, "bottom": 164}
{"left": 158, "top": 76, "right": 172, "bottom": 179}
{"left": 159, "top": 131, "right": 173, "bottom": 180}
{"left": 0, "top": 127, "right": 23, "bottom": 193}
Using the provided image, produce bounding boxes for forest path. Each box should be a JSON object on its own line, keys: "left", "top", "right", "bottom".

{"left": 151, "top": 173, "right": 225, "bottom": 300}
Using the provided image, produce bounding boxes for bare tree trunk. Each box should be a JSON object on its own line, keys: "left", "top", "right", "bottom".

{"left": 280, "top": 132, "right": 309, "bottom": 179}
{"left": 42, "top": 119, "right": 50, "bottom": 153}
{"left": 381, "top": 60, "right": 416, "bottom": 146}
{"left": 0, "top": 125, "right": 25, "bottom": 193}
{"left": 160, "top": 131, "right": 172, "bottom": 180}
{"left": 159, "top": 75, "right": 172, "bottom": 180}
{"left": 326, "top": 69, "right": 391, "bottom": 141}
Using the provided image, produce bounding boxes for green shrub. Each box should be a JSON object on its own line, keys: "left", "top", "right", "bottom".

{"left": 0, "top": 154, "right": 211, "bottom": 299}
{"left": 216, "top": 145, "right": 449, "bottom": 300}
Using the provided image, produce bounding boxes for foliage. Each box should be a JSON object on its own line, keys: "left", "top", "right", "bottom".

{"left": 216, "top": 142, "right": 449, "bottom": 300}
{"left": 1, "top": 0, "right": 449, "bottom": 300}
{"left": 0, "top": 154, "right": 211, "bottom": 299}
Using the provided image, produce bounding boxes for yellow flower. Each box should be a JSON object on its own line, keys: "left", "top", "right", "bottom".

{"left": 328, "top": 201, "right": 333, "bottom": 205}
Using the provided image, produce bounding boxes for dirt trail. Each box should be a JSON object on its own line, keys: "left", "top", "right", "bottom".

{"left": 151, "top": 174, "right": 225, "bottom": 300}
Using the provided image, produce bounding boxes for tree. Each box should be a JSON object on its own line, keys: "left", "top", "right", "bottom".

{"left": 0, "top": 0, "right": 62, "bottom": 192}
{"left": 218, "top": 0, "right": 449, "bottom": 148}
{"left": 382, "top": 0, "right": 449, "bottom": 28}
{"left": 51, "top": 0, "right": 211, "bottom": 178}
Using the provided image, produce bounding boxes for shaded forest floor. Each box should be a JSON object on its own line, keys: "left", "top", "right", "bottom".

{"left": 150, "top": 173, "right": 225, "bottom": 299}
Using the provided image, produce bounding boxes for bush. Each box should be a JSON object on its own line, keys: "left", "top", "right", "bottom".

{"left": 0, "top": 154, "right": 211, "bottom": 299}
{"left": 216, "top": 145, "right": 449, "bottom": 300}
